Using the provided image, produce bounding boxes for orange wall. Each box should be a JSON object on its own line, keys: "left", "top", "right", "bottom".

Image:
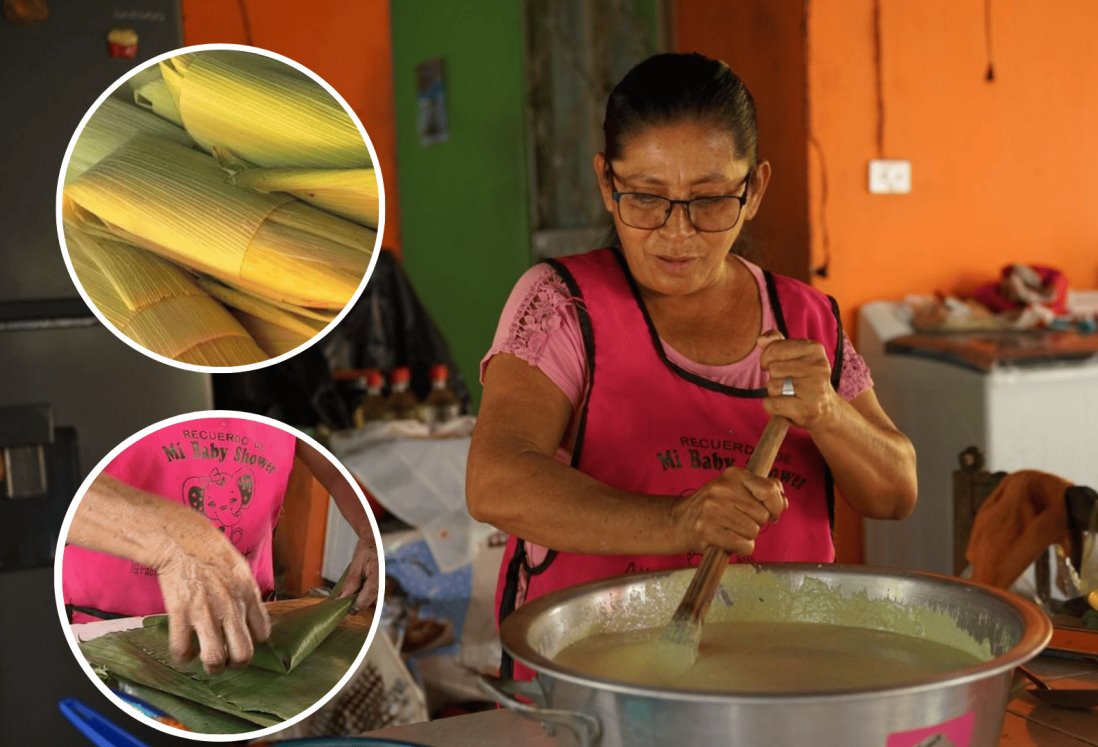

{"left": 808, "top": 1, "right": 1098, "bottom": 560}
{"left": 679, "top": 0, "right": 1098, "bottom": 563}
{"left": 181, "top": 0, "right": 401, "bottom": 253}
{"left": 675, "top": 1, "right": 868, "bottom": 562}
{"left": 675, "top": 1, "right": 810, "bottom": 281}
{"left": 809, "top": 0, "right": 1098, "bottom": 334}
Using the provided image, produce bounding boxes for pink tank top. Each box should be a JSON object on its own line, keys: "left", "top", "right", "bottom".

{"left": 495, "top": 249, "right": 843, "bottom": 679}
{"left": 63, "top": 418, "right": 296, "bottom": 622}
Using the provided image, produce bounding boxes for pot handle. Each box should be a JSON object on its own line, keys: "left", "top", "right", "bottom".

{"left": 477, "top": 674, "right": 602, "bottom": 747}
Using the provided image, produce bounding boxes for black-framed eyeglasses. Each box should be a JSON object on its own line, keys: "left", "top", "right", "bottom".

{"left": 609, "top": 166, "right": 751, "bottom": 232}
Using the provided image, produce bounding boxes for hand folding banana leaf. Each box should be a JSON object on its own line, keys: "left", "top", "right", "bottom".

{"left": 80, "top": 596, "right": 363, "bottom": 733}
{"left": 141, "top": 595, "right": 353, "bottom": 674}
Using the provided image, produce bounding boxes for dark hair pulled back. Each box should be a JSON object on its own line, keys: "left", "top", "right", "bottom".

{"left": 603, "top": 52, "right": 758, "bottom": 167}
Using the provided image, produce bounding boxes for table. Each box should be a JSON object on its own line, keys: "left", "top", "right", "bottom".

{"left": 1002, "top": 654, "right": 1098, "bottom": 746}
{"left": 365, "top": 655, "right": 1098, "bottom": 746}
{"left": 71, "top": 596, "right": 374, "bottom": 641}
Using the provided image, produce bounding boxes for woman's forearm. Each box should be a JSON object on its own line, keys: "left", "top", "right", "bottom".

{"left": 69, "top": 475, "right": 271, "bottom": 673}
{"left": 469, "top": 356, "right": 688, "bottom": 555}
{"left": 68, "top": 473, "right": 203, "bottom": 569}
{"left": 296, "top": 441, "right": 371, "bottom": 536}
{"left": 470, "top": 354, "right": 787, "bottom": 557}
{"left": 809, "top": 394, "right": 917, "bottom": 520}
{"left": 467, "top": 435, "right": 687, "bottom": 555}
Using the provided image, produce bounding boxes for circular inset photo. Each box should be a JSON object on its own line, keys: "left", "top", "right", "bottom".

{"left": 55, "top": 411, "right": 384, "bottom": 739}
{"left": 57, "top": 45, "right": 384, "bottom": 372}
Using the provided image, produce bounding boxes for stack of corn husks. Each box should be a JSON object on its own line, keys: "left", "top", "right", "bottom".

{"left": 63, "top": 50, "right": 379, "bottom": 366}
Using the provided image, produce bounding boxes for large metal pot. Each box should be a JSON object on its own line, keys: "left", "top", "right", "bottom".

{"left": 480, "top": 564, "right": 1051, "bottom": 747}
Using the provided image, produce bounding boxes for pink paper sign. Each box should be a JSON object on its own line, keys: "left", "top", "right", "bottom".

{"left": 887, "top": 711, "right": 973, "bottom": 747}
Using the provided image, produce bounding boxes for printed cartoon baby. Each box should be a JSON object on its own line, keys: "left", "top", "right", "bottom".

{"left": 184, "top": 467, "right": 255, "bottom": 545}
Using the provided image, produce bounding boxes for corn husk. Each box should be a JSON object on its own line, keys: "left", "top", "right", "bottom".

{"left": 195, "top": 277, "right": 328, "bottom": 338}
{"left": 230, "top": 166, "right": 379, "bottom": 228}
{"left": 264, "top": 199, "right": 375, "bottom": 259}
{"left": 163, "top": 51, "right": 369, "bottom": 169}
{"left": 65, "top": 224, "right": 267, "bottom": 365}
{"left": 64, "top": 135, "right": 372, "bottom": 309}
{"left": 134, "top": 77, "right": 185, "bottom": 128}
{"left": 67, "top": 98, "right": 194, "bottom": 184}
{"left": 120, "top": 65, "right": 165, "bottom": 101}
{"left": 232, "top": 311, "right": 315, "bottom": 358}
{"left": 211, "top": 278, "right": 339, "bottom": 358}
{"left": 80, "top": 598, "right": 364, "bottom": 733}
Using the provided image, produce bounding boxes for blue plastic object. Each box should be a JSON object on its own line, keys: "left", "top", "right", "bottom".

{"left": 110, "top": 690, "right": 176, "bottom": 723}
{"left": 58, "top": 698, "right": 149, "bottom": 747}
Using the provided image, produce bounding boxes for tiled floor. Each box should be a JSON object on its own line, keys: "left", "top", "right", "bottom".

{"left": 1002, "top": 655, "right": 1098, "bottom": 746}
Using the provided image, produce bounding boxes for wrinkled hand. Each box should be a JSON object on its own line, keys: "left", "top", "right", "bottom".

{"left": 670, "top": 466, "right": 787, "bottom": 555}
{"left": 152, "top": 515, "right": 270, "bottom": 675}
{"left": 758, "top": 330, "right": 840, "bottom": 431}
{"left": 336, "top": 532, "right": 380, "bottom": 614}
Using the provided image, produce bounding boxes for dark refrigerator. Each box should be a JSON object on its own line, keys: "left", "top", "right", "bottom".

{"left": 0, "top": 2, "right": 213, "bottom": 744}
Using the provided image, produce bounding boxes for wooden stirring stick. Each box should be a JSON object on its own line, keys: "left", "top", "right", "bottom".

{"left": 663, "top": 415, "right": 792, "bottom": 653}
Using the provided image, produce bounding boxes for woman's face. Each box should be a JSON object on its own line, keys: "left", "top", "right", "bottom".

{"left": 594, "top": 119, "right": 770, "bottom": 297}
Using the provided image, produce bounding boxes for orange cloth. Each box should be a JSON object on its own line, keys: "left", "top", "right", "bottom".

{"left": 966, "top": 470, "right": 1074, "bottom": 588}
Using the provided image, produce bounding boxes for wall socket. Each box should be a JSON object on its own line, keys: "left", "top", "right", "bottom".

{"left": 868, "top": 159, "right": 911, "bottom": 194}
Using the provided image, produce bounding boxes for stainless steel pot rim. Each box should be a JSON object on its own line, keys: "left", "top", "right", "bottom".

{"left": 502, "top": 563, "right": 1053, "bottom": 703}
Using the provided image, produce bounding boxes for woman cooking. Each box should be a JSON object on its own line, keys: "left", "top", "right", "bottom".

{"left": 466, "top": 53, "right": 917, "bottom": 678}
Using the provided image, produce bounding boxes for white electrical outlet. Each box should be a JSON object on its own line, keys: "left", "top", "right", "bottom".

{"left": 868, "top": 159, "right": 911, "bottom": 194}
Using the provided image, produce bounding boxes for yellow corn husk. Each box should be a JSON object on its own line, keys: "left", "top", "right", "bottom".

{"left": 230, "top": 166, "right": 379, "bottom": 228}
{"left": 64, "top": 224, "right": 268, "bottom": 366}
{"left": 265, "top": 199, "right": 376, "bottom": 258}
{"left": 66, "top": 98, "right": 194, "bottom": 185}
{"left": 163, "top": 50, "right": 370, "bottom": 169}
{"left": 195, "top": 277, "right": 329, "bottom": 338}
{"left": 204, "top": 279, "right": 338, "bottom": 324}
{"left": 119, "top": 64, "right": 165, "bottom": 101}
{"left": 134, "top": 78, "right": 185, "bottom": 128}
{"left": 232, "top": 310, "right": 315, "bottom": 358}
{"left": 64, "top": 135, "right": 372, "bottom": 310}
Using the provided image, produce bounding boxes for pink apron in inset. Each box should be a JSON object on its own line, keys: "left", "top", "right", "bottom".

{"left": 63, "top": 418, "right": 296, "bottom": 622}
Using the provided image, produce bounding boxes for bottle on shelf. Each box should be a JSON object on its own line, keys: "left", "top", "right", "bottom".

{"left": 330, "top": 368, "right": 370, "bottom": 420}
{"left": 353, "top": 369, "right": 388, "bottom": 427}
{"left": 416, "top": 363, "right": 463, "bottom": 428}
{"left": 386, "top": 366, "right": 420, "bottom": 421}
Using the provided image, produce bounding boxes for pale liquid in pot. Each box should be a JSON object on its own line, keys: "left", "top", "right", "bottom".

{"left": 553, "top": 620, "right": 986, "bottom": 692}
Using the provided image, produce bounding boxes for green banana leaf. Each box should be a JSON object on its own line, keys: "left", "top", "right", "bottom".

{"left": 142, "top": 595, "right": 354, "bottom": 674}
{"left": 80, "top": 597, "right": 365, "bottom": 733}
{"left": 250, "top": 596, "right": 355, "bottom": 673}
{"left": 113, "top": 678, "right": 257, "bottom": 734}
{"left": 82, "top": 626, "right": 282, "bottom": 727}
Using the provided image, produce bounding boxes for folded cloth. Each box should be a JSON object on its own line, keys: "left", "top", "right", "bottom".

{"left": 966, "top": 470, "right": 1074, "bottom": 588}
{"left": 971, "top": 264, "right": 1069, "bottom": 316}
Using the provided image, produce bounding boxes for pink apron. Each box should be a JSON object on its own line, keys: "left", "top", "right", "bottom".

{"left": 63, "top": 418, "right": 296, "bottom": 622}
{"left": 495, "top": 248, "right": 843, "bottom": 678}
